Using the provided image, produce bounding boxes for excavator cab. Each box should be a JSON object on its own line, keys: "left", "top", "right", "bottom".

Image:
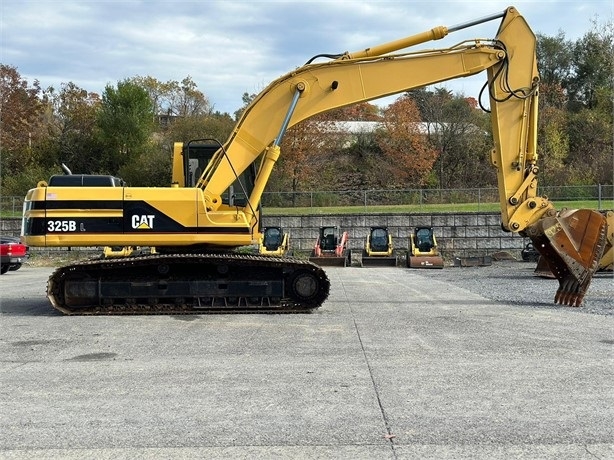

{"left": 407, "top": 226, "right": 444, "bottom": 269}
{"left": 361, "top": 227, "right": 397, "bottom": 267}
{"left": 174, "top": 140, "right": 257, "bottom": 207}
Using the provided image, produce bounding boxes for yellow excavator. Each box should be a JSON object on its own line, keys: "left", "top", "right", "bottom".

{"left": 22, "top": 6, "right": 607, "bottom": 314}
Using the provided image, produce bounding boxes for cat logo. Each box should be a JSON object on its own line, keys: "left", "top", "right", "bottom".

{"left": 132, "top": 215, "right": 155, "bottom": 229}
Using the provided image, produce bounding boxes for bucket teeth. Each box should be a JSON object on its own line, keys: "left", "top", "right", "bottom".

{"left": 554, "top": 275, "right": 584, "bottom": 307}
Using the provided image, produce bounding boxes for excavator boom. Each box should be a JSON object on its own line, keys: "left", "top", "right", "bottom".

{"left": 21, "top": 6, "right": 606, "bottom": 313}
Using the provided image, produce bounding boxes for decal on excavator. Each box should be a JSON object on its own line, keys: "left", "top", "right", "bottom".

{"left": 47, "top": 220, "right": 77, "bottom": 232}
{"left": 131, "top": 215, "right": 155, "bottom": 230}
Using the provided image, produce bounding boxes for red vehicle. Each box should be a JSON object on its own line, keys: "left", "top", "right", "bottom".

{"left": 0, "top": 236, "right": 29, "bottom": 274}
{"left": 309, "top": 226, "right": 351, "bottom": 267}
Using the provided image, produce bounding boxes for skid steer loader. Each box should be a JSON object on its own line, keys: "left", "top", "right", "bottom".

{"left": 258, "top": 226, "right": 290, "bottom": 256}
{"left": 361, "top": 226, "right": 397, "bottom": 267}
{"left": 309, "top": 226, "right": 351, "bottom": 267}
{"left": 407, "top": 226, "right": 444, "bottom": 269}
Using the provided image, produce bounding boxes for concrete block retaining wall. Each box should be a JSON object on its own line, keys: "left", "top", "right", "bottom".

{"left": 262, "top": 212, "right": 529, "bottom": 260}
{"left": 1, "top": 212, "right": 530, "bottom": 260}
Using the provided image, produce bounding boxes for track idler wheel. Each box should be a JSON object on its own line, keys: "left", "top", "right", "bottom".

{"left": 286, "top": 268, "right": 329, "bottom": 308}
{"left": 526, "top": 209, "right": 607, "bottom": 307}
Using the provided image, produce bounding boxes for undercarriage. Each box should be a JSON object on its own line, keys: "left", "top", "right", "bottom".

{"left": 47, "top": 253, "right": 330, "bottom": 315}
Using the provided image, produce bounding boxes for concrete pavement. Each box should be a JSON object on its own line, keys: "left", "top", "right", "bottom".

{"left": 1, "top": 266, "right": 612, "bottom": 459}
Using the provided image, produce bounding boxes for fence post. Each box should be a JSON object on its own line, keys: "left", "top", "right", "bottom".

{"left": 478, "top": 188, "right": 481, "bottom": 212}
{"left": 364, "top": 191, "right": 367, "bottom": 212}
{"left": 598, "top": 184, "right": 601, "bottom": 210}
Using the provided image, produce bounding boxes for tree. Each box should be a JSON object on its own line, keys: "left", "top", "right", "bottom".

{"left": 536, "top": 106, "right": 569, "bottom": 185}
{"left": 274, "top": 115, "right": 346, "bottom": 198}
{"left": 536, "top": 32, "right": 573, "bottom": 88}
{"left": 165, "top": 112, "right": 235, "bottom": 146}
{"left": 234, "top": 92, "right": 257, "bottom": 121}
{"left": 118, "top": 144, "right": 172, "bottom": 187}
{"left": 339, "top": 130, "right": 385, "bottom": 190}
{"left": 377, "top": 94, "right": 439, "bottom": 188}
{"left": 534, "top": 29, "right": 613, "bottom": 187}
{"left": 131, "top": 75, "right": 212, "bottom": 118}
{"left": 566, "top": 109, "right": 613, "bottom": 185}
{"left": 536, "top": 32, "right": 573, "bottom": 109}
{"left": 405, "top": 90, "right": 494, "bottom": 188}
{"left": 568, "top": 20, "right": 614, "bottom": 111}
{"left": 166, "top": 76, "right": 212, "bottom": 117}
{"left": 96, "top": 79, "right": 155, "bottom": 173}
{"left": 44, "top": 82, "right": 102, "bottom": 173}
{"left": 0, "top": 65, "right": 44, "bottom": 171}
{"left": 320, "top": 102, "right": 381, "bottom": 121}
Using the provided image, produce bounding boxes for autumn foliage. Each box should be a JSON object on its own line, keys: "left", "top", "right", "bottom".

{"left": 377, "top": 95, "right": 438, "bottom": 188}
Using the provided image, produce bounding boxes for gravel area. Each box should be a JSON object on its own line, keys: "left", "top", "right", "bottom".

{"left": 426, "top": 259, "right": 614, "bottom": 316}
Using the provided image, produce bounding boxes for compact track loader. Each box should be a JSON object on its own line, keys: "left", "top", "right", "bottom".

{"left": 258, "top": 226, "right": 290, "bottom": 256}
{"left": 407, "top": 227, "right": 444, "bottom": 269}
{"left": 361, "top": 226, "right": 397, "bottom": 267}
{"left": 309, "top": 226, "right": 351, "bottom": 267}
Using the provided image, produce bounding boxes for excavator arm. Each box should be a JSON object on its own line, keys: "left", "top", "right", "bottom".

{"left": 198, "top": 12, "right": 509, "bottom": 216}
{"left": 22, "top": 6, "right": 606, "bottom": 312}
{"left": 194, "top": 6, "right": 605, "bottom": 306}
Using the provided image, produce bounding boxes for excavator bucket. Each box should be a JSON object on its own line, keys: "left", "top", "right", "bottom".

{"left": 527, "top": 209, "right": 607, "bottom": 307}
{"left": 533, "top": 256, "right": 555, "bottom": 279}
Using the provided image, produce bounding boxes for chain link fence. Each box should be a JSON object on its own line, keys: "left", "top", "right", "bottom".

{"left": 261, "top": 185, "right": 614, "bottom": 210}
{"left": 2, "top": 185, "right": 613, "bottom": 215}
{"left": 1, "top": 196, "right": 25, "bottom": 216}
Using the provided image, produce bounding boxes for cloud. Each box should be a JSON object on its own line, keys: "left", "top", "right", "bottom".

{"left": 1, "top": 0, "right": 611, "bottom": 114}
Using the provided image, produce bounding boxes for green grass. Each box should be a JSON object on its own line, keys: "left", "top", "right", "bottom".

{"left": 1, "top": 211, "right": 22, "bottom": 218}
{"left": 263, "top": 200, "right": 614, "bottom": 215}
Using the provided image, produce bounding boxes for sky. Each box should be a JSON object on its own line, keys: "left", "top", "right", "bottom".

{"left": 1, "top": 0, "right": 612, "bottom": 115}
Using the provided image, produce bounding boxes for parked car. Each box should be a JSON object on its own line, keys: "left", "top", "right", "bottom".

{"left": 0, "top": 236, "right": 29, "bottom": 274}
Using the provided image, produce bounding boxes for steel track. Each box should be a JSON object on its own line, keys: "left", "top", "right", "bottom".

{"left": 47, "top": 253, "right": 330, "bottom": 315}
